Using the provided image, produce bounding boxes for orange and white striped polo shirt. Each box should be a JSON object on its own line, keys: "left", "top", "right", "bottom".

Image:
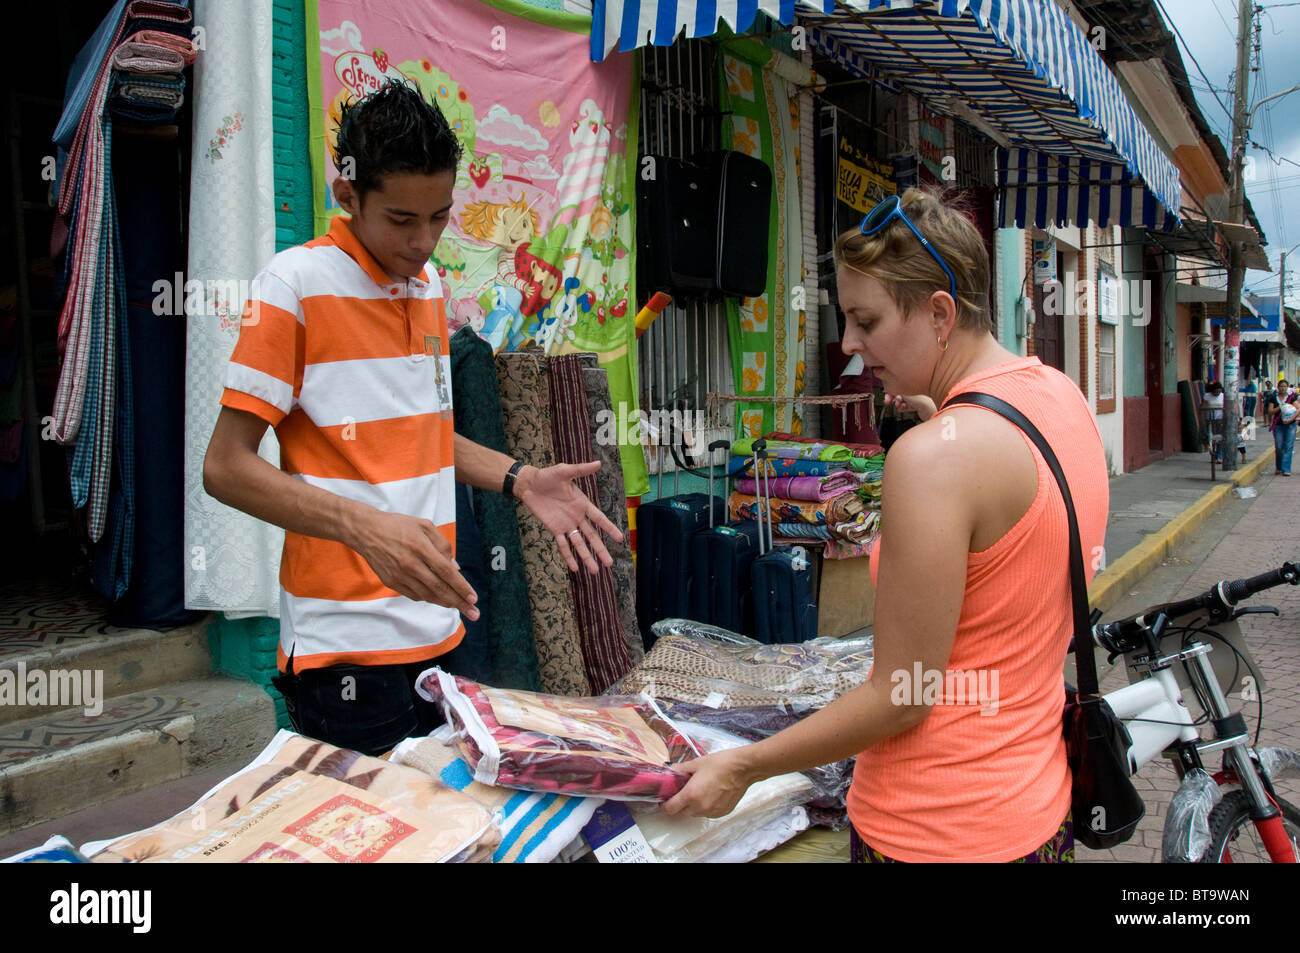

{"left": 220, "top": 215, "right": 464, "bottom": 673}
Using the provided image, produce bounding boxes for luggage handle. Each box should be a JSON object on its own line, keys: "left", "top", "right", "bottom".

{"left": 755, "top": 442, "right": 775, "bottom": 554}
{"left": 752, "top": 439, "right": 766, "bottom": 555}
{"left": 707, "top": 438, "right": 729, "bottom": 529}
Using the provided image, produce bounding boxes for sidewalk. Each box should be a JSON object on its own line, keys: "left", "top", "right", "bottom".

{"left": 0, "top": 446, "right": 1291, "bottom": 862}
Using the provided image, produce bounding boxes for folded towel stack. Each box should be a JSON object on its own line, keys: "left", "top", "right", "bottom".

{"left": 725, "top": 432, "right": 885, "bottom": 547}
{"left": 109, "top": 16, "right": 198, "bottom": 122}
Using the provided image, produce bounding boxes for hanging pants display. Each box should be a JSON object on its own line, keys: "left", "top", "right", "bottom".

{"left": 549, "top": 354, "right": 631, "bottom": 694}
{"left": 581, "top": 363, "right": 643, "bottom": 667}
{"left": 495, "top": 350, "right": 590, "bottom": 697}
{"left": 447, "top": 326, "right": 542, "bottom": 691}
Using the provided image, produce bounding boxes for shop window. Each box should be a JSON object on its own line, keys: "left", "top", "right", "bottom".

{"left": 1098, "top": 323, "right": 1116, "bottom": 413}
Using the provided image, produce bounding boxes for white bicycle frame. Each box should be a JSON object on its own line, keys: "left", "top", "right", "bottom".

{"left": 1104, "top": 663, "right": 1198, "bottom": 772}
{"left": 1101, "top": 635, "right": 1278, "bottom": 816}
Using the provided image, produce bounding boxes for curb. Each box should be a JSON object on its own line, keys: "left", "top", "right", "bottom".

{"left": 1088, "top": 448, "right": 1273, "bottom": 613}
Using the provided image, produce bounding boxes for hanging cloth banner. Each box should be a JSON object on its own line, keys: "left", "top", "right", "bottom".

{"left": 307, "top": 0, "right": 648, "bottom": 496}
{"left": 719, "top": 39, "right": 806, "bottom": 438}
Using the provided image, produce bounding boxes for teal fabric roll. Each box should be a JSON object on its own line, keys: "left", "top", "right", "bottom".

{"left": 450, "top": 326, "right": 541, "bottom": 691}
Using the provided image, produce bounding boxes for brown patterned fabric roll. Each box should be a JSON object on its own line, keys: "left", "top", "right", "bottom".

{"left": 582, "top": 364, "right": 644, "bottom": 667}
{"left": 494, "top": 350, "right": 590, "bottom": 697}
{"left": 549, "top": 354, "right": 632, "bottom": 693}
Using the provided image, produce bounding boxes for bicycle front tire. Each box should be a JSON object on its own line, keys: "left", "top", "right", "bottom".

{"left": 1200, "top": 790, "right": 1300, "bottom": 863}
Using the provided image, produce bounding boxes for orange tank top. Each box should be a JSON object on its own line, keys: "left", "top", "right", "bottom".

{"left": 847, "top": 356, "right": 1109, "bottom": 862}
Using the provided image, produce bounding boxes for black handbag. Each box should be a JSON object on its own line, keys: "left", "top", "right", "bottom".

{"left": 947, "top": 392, "right": 1145, "bottom": 850}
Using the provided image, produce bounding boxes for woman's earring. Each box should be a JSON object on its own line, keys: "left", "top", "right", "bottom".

{"left": 937, "top": 336, "right": 949, "bottom": 352}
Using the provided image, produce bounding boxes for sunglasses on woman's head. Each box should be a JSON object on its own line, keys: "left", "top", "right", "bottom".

{"left": 858, "top": 195, "right": 957, "bottom": 301}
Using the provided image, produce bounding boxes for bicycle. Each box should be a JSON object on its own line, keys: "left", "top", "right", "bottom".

{"left": 1089, "top": 561, "right": 1300, "bottom": 862}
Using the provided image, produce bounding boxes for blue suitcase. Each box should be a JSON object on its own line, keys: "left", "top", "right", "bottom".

{"left": 635, "top": 449, "right": 726, "bottom": 649}
{"left": 690, "top": 440, "right": 761, "bottom": 634}
{"left": 750, "top": 442, "right": 819, "bottom": 644}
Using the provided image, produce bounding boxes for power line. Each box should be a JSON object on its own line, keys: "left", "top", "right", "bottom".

{"left": 1153, "top": 0, "right": 1237, "bottom": 124}
{"left": 1212, "top": 0, "right": 1240, "bottom": 38}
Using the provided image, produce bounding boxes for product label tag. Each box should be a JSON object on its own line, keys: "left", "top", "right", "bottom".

{"left": 582, "top": 802, "right": 658, "bottom": 863}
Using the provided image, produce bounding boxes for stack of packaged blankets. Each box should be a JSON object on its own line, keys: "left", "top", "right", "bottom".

{"left": 727, "top": 433, "right": 883, "bottom": 555}
{"left": 610, "top": 618, "right": 874, "bottom": 831}
{"left": 78, "top": 732, "right": 502, "bottom": 863}
{"left": 11, "top": 622, "right": 873, "bottom": 864}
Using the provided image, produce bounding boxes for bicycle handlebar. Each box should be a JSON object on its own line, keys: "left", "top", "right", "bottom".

{"left": 1093, "top": 561, "right": 1300, "bottom": 651}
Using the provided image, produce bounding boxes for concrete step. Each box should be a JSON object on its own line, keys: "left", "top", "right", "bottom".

{"left": 0, "top": 675, "right": 278, "bottom": 836}
{"left": 0, "top": 620, "right": 213, "bottom": 726}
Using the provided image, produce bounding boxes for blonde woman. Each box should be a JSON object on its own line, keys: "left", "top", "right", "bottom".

{"left": 664, "top": 188, "right": 1110, "bottom": 863}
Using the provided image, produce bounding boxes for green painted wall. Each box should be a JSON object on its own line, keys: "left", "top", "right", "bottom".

{"left": 996, "top": 229, "right": 1026, "bottom": 354}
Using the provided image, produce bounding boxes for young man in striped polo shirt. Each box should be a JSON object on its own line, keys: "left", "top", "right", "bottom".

{"left": 203, "top": 81, "right": 618, "bottom": 755}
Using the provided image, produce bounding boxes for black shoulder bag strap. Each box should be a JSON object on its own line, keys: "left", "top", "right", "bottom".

{"left": 944, "top": 392, "right": 1099, "bottom": 699}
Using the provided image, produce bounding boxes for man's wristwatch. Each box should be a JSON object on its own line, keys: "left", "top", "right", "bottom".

{"left": 502, "top": 460, "right": 526, "bottom": 498}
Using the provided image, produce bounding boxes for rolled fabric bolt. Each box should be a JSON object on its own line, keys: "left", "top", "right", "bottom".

{"left": 634, "top": 292, "right": 673, "bottom": 338}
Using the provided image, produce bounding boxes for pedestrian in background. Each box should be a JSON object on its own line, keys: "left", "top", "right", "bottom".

{"left": 1266, "top": 378, "right": 1298, "bottom": 476}
{"left": 1260, "top": 379, "right": 1276, "bottom": 421}
{"left": 1240, "top": 376, "right": 1257, "bottom": 420}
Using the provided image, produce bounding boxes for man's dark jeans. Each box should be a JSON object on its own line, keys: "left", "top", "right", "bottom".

{"left": 274, "top": 659, "right": 443, "bottom": 756}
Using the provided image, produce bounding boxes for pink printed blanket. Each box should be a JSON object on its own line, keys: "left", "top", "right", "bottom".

{"left": 418, "top": 668, "right": 698, "bottom": 802}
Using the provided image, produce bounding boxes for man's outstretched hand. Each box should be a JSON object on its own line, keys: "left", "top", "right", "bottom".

{"left": 516, "top": 461, "right": 624, "bottom": 574}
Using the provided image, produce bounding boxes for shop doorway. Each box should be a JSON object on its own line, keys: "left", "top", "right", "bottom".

{"left": 1032, "top": 280, "right": 1064, "bottom": 372}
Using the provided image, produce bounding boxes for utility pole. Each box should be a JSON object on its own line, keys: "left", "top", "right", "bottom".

{"left": 1220, "top": 0, "right": 1254, "bottom": 472}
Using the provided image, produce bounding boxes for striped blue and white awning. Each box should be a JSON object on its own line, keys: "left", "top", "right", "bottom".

{"left": 592, "top": 0, "right": 1182, "bottom": 230}
{"left": 998, "top": 148, "right": 1178, "bottom": 231}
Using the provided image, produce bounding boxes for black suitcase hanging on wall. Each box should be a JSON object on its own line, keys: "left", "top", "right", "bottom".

{"left": 712, "top": 150, "right": 772, "bottom": 298}
{"left": 690, "top": 440, "right": 761, "bottom": 635}
{"left": 637, "top": 154, "right": 718, "bottom": 298}
{"left": 749, "top": 443, "right": 819, "bottom": 644}
{"left": 637, "top": 151, "right": 772, "bottom": 300}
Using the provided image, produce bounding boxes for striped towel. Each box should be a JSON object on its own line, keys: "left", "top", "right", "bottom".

{"left": 727, "top": 456, "right": 855, "bottom": 478}
{"left": 764, "top": 432, "right": 885, "bottom": 458}
{"left": 112, "top": 38, "right": 193, "bottom": 72}
{"left": 392, "top": 728, "right": 601, "bottom": 864}
{"left": 733, "top": 437, "right": 852, "bottom": 463}
{"left": 734, "top": 471, "right": 860, "bottom": 501}
{"left": 113, "top": 74, "right": 185, "bottom": 107}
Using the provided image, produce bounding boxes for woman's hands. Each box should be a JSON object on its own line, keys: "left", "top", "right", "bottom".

{"left": 662, "top": 746, "right": 759, "bottom": 819}
{"left": 886, "top": 393, "right": 938, "bottom": 421}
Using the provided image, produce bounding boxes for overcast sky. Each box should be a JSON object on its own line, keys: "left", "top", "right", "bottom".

{"left": 1158, "top": 0, "right": 1300, "bottom": 306}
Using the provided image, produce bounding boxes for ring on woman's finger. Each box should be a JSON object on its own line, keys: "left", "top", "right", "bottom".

{"left": 567, "top": 528, "right": 582, "bottom": 538}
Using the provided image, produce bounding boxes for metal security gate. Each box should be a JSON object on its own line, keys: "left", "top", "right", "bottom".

{"left": 637, "top": 40, "right": 732, "bottom": 490}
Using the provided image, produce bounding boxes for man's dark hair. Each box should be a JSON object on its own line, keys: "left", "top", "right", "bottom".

{"left": 333, "top": 79, "right": 463, "bottom": 199}
{"left": 1207, "top": 382, "right": 1223, "bottom": 394}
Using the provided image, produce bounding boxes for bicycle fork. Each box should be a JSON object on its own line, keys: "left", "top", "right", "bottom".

{"left": 1185, "top": 648, "right": 1298, "bottom": 863}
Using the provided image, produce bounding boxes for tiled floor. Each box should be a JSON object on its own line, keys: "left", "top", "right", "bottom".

{"left": 0, "top": 579, "right": 134, "bottom": 659}
{"left": 0, "top": 579, "right": 204, "bottom": 767}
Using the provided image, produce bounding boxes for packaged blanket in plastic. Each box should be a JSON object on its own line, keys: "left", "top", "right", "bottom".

{"left": 417, "top": 667, "right": 700, "bottom": 801}
{"left": 1, "top": 835, "right": 90, "bottom": 863}
{"left": 661, "top": 700, "right": 853, "bottom": 829}
{"left": 609, "top": 619, "right": 874, "bottom": 710}
{"left": 391, "top": 726, "right": 602, "bottom": 863}
{"left": 82, "top": 731, "right": 499, "bottom": 863}
{"left": 630, "top": 722, "right": 813, "bottom": 862}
